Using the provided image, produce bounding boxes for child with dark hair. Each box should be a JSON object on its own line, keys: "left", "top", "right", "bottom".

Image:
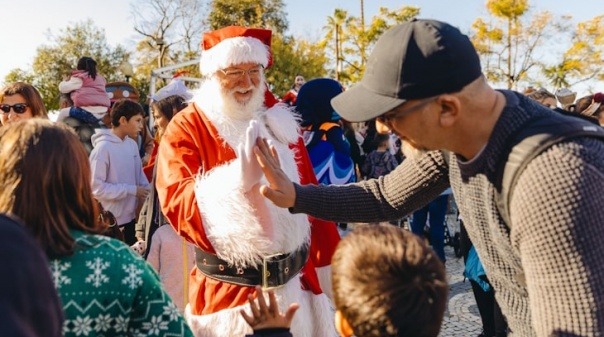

{"left": 241, "top": 225, "right": 448, "bottom": 337}
{"left": 58, "top": 56, "right": 111, "bottom": 125}
{"left": 361, "top": 132, "right": 398, "bottom": 180}
{"left": 90, "top": 99, "right": 150, "bottom": 245}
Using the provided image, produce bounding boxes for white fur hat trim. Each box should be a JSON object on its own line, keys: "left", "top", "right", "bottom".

{"left": 200, "top": 36, "right": 270, "bottom": 76}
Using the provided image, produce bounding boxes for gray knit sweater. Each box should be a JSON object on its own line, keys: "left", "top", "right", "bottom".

{"left": 292, "top": 90, "right": 604, "bottom": 336}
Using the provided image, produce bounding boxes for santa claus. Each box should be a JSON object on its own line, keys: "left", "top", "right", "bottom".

{"left": 155, "top": 26, "right": 340, "bottom": 337}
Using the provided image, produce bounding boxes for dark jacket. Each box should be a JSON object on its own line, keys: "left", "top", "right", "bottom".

{"left": 0, "top": 214, "right": 63, "bottom": 337}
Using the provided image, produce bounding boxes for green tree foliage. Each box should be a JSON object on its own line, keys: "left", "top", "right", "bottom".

{"left": 268, "top": 34, "right": 328, "bottom": 97}
{"left": 3, "top": 20, "right": 128, "bottom": 111}
{"left": 322, "top": 6, "right": 419, "bottom": 87}
{"left": 208, "top": 0, "right": 288, "bottom": 33}
{"left": 3, "top": 69, "right": 35, "bottom": 88}
{"left": 544, "top": 15, "right": 604, "bottom": 91}
{"left": 323, "top": 9, "right": 352, "bottom": 82}
{"left": 471, "top": 0, "right": 572, "bottom": 89}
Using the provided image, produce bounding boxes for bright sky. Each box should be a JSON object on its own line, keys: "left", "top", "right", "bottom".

{"left": 0, "top": 0, "right": 600, "bottom": 94}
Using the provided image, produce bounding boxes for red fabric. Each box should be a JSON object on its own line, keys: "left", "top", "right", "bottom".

{"left": 143, "top": 140, "right": 159, "bottom": 182}
{"left": 281, "top": 89, "right": 298, "bottom": 106}
{"left": 202, "top": 26, "right": 273, "bottom": 69}
{"left": 264, "top": 84, "right": 279, "bottom": 107}
{"left": 155, "top": 103, "right": 339, "bottom": 314}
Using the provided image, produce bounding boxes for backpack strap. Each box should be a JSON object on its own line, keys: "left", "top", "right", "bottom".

{"left": 495, "top": 114, "right": 604, "bottom": 228}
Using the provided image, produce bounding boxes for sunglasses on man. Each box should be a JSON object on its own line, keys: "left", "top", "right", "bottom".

{"left": 0, "top": 103, "right": 28, "bottom": 114}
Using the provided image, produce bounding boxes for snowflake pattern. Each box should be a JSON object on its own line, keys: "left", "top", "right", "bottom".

{"left": 142, "top": 315, "right": 169, "bottom": 335}
{"left": 94, "top": 314, "right": 113, "bottom": 332}
{"left": 162, "top": 301, "right": 180, "bottom": 322}
{"left": 114, "top": 315, "right": 129, "bottom": 333}
{"left": 71, "top": 316, "right": 93, "bottom": 336}
{"left": 53, "top": 232, "right": 193, "bottom": 337}
{"left": 122, "top": 263, "right": 144, "bottom": 289}
{"left": 49, "top": 260, "right": 71, "bottom": 288}
{"left": 85, "top": 257, "right": 110, "bottom": 287}
{"left": 129, "top": 328, "right": 146, "bottom": 337}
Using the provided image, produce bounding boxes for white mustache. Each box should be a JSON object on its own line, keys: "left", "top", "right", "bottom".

{"left": 232, "top": 86, "right": 255, "bottom": 94}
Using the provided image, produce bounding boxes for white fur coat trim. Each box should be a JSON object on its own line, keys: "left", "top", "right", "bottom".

{"left": 315, "top": 265, "right": 334, "bottom": 301}
{"left": 194, "top": 104, "right": 309, "bottom": 268}
{"left": 185, "top": 278, "right": 336, "bottom": 337}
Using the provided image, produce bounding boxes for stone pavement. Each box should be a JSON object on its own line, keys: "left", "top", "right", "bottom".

{"left": 339, "top": 217, "right": 483, "bottom": 337}
{"left": 440, "top": 244, "right": 483, "bottom": 337}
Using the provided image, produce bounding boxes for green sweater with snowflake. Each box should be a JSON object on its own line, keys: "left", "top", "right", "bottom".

{"left": 49, "top": 230, "right": 193, "bottom": 337}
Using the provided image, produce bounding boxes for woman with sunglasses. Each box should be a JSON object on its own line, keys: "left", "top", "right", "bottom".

{"left": 0, "top": 119, "right": 193, "bottom": 336}
{"left": 0, "top": 82, "right": 48, "bottom": 125}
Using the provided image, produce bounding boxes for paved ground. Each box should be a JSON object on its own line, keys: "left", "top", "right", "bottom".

{"left": 339, "top": 216, "right": 483, "bottom": 337}
{"left": 440, "top": 244, "right": 483, "bottom": 336}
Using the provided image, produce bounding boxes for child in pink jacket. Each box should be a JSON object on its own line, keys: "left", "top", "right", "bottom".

{"left": 58, "top": 56, "right": 110, "bottom": 125}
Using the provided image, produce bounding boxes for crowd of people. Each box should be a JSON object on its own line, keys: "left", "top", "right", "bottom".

{"left": 1, "top": 17, "right": 603, "bottom": 337}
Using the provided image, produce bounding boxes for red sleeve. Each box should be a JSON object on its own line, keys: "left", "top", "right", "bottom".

{"left": 143, "top": 140, "right": 159, "bottom": 182}
{"left": 155, "top": 107, "right": 230, "bottom": 252}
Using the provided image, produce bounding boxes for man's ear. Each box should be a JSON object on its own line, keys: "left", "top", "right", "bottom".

{"left": 335, "top": 310, "right": 354, "bottom": 337}
{"left": 436, "top": 95, "right": 460, "bottom": 128}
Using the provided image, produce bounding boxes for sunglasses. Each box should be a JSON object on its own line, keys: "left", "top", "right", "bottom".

{"left": 0, "top": 103, "right": 28, "bottom": 114}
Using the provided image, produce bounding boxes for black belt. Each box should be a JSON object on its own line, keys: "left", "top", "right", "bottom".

{"left": 194, "top": 246, "right": 309, "bottom": 289}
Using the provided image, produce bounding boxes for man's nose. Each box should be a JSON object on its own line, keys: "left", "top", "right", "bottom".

{"left": 239, "top": 72, "right": 253, "bottom": 87}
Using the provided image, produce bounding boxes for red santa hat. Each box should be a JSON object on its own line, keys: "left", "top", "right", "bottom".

{"left": 200, "top": 26, "right": 272, "bottom": 76}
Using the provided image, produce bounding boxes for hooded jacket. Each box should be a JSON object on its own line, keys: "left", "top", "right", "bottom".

{"left": 90, "top": 129, "right": 150, "bottom": 225}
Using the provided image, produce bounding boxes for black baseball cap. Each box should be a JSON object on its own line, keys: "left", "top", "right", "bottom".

{"left": 331, "top": 19, "right": 482, "bottom": 122}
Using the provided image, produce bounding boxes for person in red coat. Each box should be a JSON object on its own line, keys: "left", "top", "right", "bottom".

{"left": 155, "top": 26, "right": 340, "bottom": 337}
{"left": 281, "top": 74, "right": 305, "bottom": 106}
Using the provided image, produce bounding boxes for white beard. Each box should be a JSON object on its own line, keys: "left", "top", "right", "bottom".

{"left": 193, "top": 75, "right": 266, "bottom": 148}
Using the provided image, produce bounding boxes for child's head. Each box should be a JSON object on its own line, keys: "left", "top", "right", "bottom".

{"left": 151, "top": 94, "right": 188, "bottom": 138}
{"left": 110, "top": 99, "right": 144, "bottom": 139}
{"left": 77, "top": 56, "right": 98, "bottom": 80}
{"left": 58, "top": 92, "right": 73, "bottom": 109}
{"left": 332, "top": 225, "right": 448, "bottom": 337}
{"left": 372, "top": 132, "right": 391, "bottom": 149}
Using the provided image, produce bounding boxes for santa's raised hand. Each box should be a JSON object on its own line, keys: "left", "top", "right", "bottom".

{"left": 254, "top": 137, "right": 296, "bottom": 208}
{"left": 238, "top": 120, "right": 264, "bottom": 191}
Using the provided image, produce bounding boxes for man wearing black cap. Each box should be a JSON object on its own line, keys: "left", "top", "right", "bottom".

{"left": 254, "top": 19, "right": 604, "bottom": 337}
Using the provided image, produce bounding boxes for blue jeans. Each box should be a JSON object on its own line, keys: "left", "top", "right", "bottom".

{"left": 70, "top": 106, "right": 102, "bottom": 125}
{"left": 411, "top": 194, "right": 449, "bottom": 262}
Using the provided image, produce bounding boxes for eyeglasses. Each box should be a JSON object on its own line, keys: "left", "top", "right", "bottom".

{"left": 0, "top": 103, "right": 28, "bottom": 114}
{"left": 376, "top": 96, "right": 439, "bottom": 127}
{"left": 218, "top": 65, "right": 264, "bottom": 80}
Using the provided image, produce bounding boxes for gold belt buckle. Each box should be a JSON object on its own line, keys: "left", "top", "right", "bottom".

{"left": 262, "top": 253, "right": 285, "bottom": 290}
